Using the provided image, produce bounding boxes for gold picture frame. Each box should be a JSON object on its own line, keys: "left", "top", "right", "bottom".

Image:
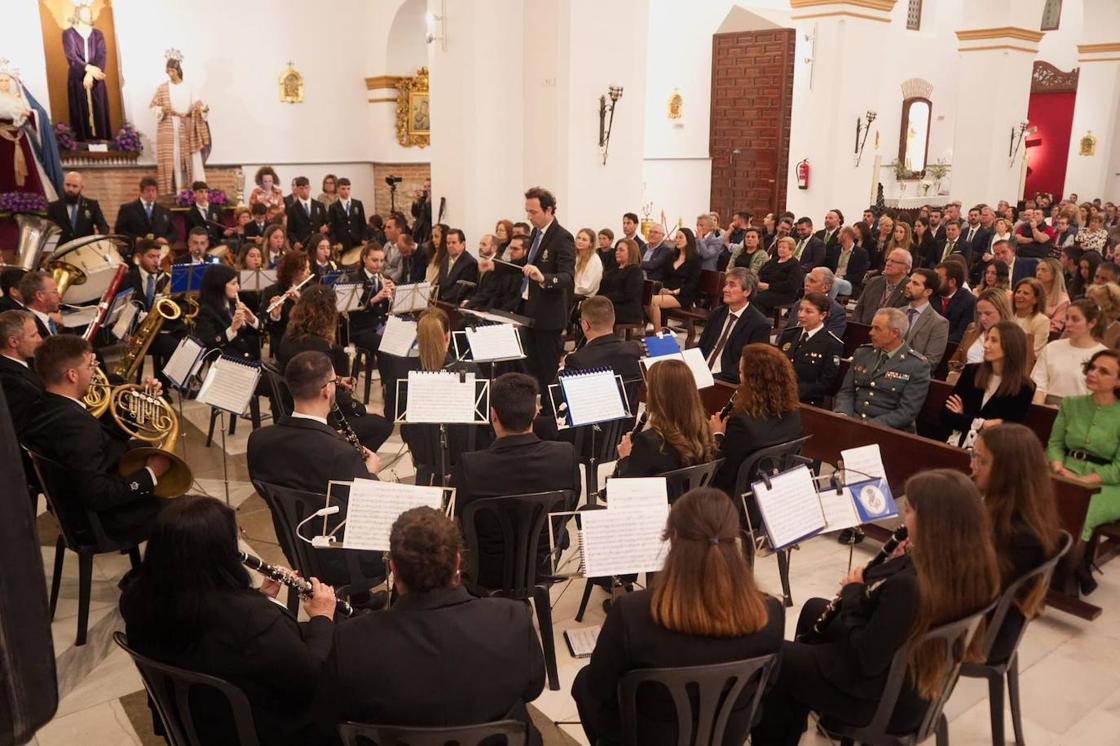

{"left": 279, "top": 62, "right": 303, "bottom": 104}
{"left": 396, "top": 67, "right": 430, "bottom": 148}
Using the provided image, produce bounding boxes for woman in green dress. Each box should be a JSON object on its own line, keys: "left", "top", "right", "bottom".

{"left": 1047, "top": 349, "right": 1120, "bottom": 595}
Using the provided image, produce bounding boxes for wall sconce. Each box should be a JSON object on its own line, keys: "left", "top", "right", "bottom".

{"left": 1008, "top": 120, "right": 1029, "bottom": 164}
{"left": 599, "top": 85, "right": 623, "bottom": 165}
{"left": 854, "top": 110, "right": 877, "bottom": 166}
{"left": 425, "top": 0, "right": 446, "bottom": 51}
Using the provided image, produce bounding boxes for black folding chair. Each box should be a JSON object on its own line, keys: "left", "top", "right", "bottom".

{"left": 337, "top": 720, "right": 526, "bottom": 746}
{"left": 660, "top": 459, "right": 725, "bottom": 502}
{"left": 570, "top": 418, "right": 632, "bottom": 506}
{"left": 260, "top": 360, "right": 292, "bottom": 420}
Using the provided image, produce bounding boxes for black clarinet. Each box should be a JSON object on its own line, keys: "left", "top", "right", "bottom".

{"left": 610, "top": 412, "right": 649, "bottom": 479}
{"left": 798, "top": 525, "right": 908, "bottom": 642}
{"left": 718, "top": 391, "right": 739, "bottom": 421}
{"left": 239, "top": 552, "right": 354, "bottom": 618}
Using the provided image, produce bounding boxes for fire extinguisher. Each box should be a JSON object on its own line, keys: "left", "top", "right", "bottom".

{"left": 796, "top": 159, "right": 810, "bottom": 190}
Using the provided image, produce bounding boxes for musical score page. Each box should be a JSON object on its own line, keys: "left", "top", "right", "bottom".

{"left": 580, "top": 504, "right": 669, "bottom": 577}
{"left": 341, "top": 479, "right": 444, "bottom": 551}
{"left": 605, "top": 477, "right": 668, "bottom": 509}
{"left": 406, "top": 371, "right": 477, "bottom": 423}
{"left": 162, "top": 337, "right": 205, "bottom": 389}
{"left": 391, "top": 282, "right": 432, "bottom": 314}
{"left": 111, "top": 301, "right": 139, "bottom": 340}
{"left": 752, "top": 465, "right": 826, "bottom": 550}
{"left": 196, "top": 358, "right": 260, "bottom": 414}
{"left": 564, "top": 626, "right": 602, "bottom": 658}
{"left": 560, "top": 370, "right": 626, "bottom": 427}
{"left": 379, "top": 315, "right": 418, "bottom": 357}
{"left": 840, "top": 444, "right": 885, "bottom": 481}
{"left": 819, "top": 488, "right": 861, "bottom": 531}
{"left": 681, "top": 347, "right": 716, "bottom": 389}
{"left": 465, "top": 324, "right": 524, "bottom": 361}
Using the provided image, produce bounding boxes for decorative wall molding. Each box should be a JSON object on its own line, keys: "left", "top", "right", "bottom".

{"left": 1031, "top": 61, "right": 1079, "bottom": 94}
{"left": 900, "top": 78, "right": 933, "bottom": 100}
{"left": 365, "top": 75, "right": 404, "bottom": 90}
{"left": 955, "top": 27, "right": 1045, "bottom": 43}
{"left": 789, "top": 0, "right": 895, "bottom": 22}
{"left": 789, "top": 0, "right": 896, "bottom": 10}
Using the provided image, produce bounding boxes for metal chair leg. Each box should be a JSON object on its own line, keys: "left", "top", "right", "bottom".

{"left": 1008, "top": 656, "right": 1026, "bottom": 745}
{"left": 49, "top": 535, "right": 65, "bottom": 621}
{"left": 986, "top": 668, "right": 1005, "bottom": 746}
{"left": 206, "top": 407, "right": 219, "bottom": 447}
{"left": 935, "top": 713, "right": 949, "bottom": 746}
{"left": 76, "top": 551, "right": 93, "bottom": 646}
{"left": 533, "top": 585, "right": 560, "bottom": 691}
{"left": 776, "top": 548, "right": 794, "bottom": 607}
{"left": 574, "top": 580, "right": 595, "bottom": 623}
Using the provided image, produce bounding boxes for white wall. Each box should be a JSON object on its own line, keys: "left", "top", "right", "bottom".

{"left": 368, "top": 0, "right": 431, "bottom": 165}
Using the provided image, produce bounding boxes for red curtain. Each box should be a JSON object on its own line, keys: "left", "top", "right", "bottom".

{"left": 1024, "top": 90, "right": 1077, "bottom": 200}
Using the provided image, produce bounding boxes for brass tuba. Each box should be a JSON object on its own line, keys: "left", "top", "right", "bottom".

{"left": 111, "top": 297, "right": 181, "bottom": 381}
{"left": 7, "top": 214, "right": 61, "bottom": 270}
{"left": 111, "top": 384, "right": 192, "bottom": 498}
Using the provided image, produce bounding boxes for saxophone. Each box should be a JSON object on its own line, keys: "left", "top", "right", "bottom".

{"left": 111, "top": 297, "right": 182, "bottom": 381}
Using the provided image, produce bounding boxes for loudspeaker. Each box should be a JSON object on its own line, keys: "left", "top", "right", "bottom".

{"left": 0, "top": 387, "right": 57, "bottom": 745}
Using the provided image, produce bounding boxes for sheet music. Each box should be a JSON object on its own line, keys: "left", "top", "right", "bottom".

{"left": 162, "top": 337, "right": 205, "bottom": 389}
{"left": 334, "top": 283, "right": 364, "bottom": 313}
{"left": 580, "top": 504, "right": 670, "bottom": 577}
{"left": 564, "top": 626, "right": 602, "bottom": 658}
{"left": 406, "top": 371, "right": 476, "bottom": 423}
{"left": 819, "top": 488, "right": 861, "bottom": 531}
{"left": 840, "top": 444, "right": 886, "bottom": 481}
{"left": 465, "top": 324, "right": 524, "bottom": 361}
{"left": 196, "top": 357, "right": 260, "bottom": 414}
{"left": 392, "top": 282, "right": 432, "bottom": 314}
{"left": 61, "top": 305, "right": 98, "bottom": 328}
{"left": 560, "top": 370, "right": 627, "bottom": 427}
{"left": 752, "top": 465, "right": 826, "bottom": 550}
{"left": 111, "top": 302, "right": 140, "bottom": 340}
{"left": 606, "top": 477, "right": 668, "bottom": 509}
{"left": 238, "top": 269, "right": 276, "bottom": 291}
{"left": 341, "top": 479, "right": 444, "bottom": 551}
{"left": 681, "top": 347, "right": 716, "bottom": 389}
{"left": 379, "top": 315, "right": 418, "bottom": 357}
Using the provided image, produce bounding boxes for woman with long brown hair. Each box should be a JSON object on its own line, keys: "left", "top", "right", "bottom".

{"left": 646, "top": 228, "right": 702, "bottom": 331}
{"left": 614, "top": 359, "right": 712, "bottom": 477}
{"left": 260, "top": 249, "right": 311, "bottom": 354}
{"left": 260, "top": 222, "right": 289, "bottom": 270}
{"left": 753, "top": 470, "right": 999, "bottom": 745}
{"left": 1011, "top": 277, "right": 1049, "bottom": 359}
{"left": 424, "top": 222, "right": 449, "bottom": 285}
{"left": 573, "top": 488, "right": 784, "bottom": 746}
{"left": 573, "top": 227, "right": 604, "bottom": 297}
{"left": 971, "top": 424, "right": 1061, "bottom": 660}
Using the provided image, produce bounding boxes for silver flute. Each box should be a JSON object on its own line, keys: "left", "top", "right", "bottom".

{"left": 266, "top": 274, "right": 314, "bottom": 314}
{"left": 239, "top": 552, "right": 354, "bottom": 617}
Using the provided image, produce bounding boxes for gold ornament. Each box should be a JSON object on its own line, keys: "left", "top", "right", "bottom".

{"left": 396, "top": 67, "right": 430, "bottom": 148}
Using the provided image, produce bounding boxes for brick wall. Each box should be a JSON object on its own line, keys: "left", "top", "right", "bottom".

{"left": 709, "top": 29, "right": 795, "bottom": 224}
{"left": 370, "top": 162, "right": 431, "bottom": 218}
{"left": 67, "top": 164, "right": 241, "bottom": 224}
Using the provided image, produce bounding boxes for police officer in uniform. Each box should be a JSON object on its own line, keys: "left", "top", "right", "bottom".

{"left": 778, "top": 292, "right": 843, "bottom": 406}
{"left": 833, "top": 307, "right": 930, "bottom": 433}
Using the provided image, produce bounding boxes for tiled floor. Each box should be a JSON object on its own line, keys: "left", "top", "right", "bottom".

{"left": 27, "top": 377, "right": 1120, "bottom": 745}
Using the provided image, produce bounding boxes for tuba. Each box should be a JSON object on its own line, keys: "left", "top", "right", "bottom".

{"left": 7, "top": 214, "right": 61, "bottom": 270}
{"left": 111, "top": 296, "right": 181, "bottom": 381}
{"left": 111, "top": 383, "right": 192, "bottom": 498}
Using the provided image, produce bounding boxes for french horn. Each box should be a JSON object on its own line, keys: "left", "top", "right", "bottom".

{"left": 112, "top": 383, "right": 193, "bottom": 498}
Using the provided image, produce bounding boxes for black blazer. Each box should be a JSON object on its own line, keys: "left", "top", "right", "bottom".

{"left": 713, "top": 408, "right": 803, "bottom": 493}
{"left": 836, "top": 246, "right": 870, "bottom": 295}
{"left": 573, "top": 590, "right": 785, "bottom": 746}
{"left": 697, "top": 303, "right": 771, "bottom": 384}
{"left": 777, "top": 326, "right": 843, "bottom": 406}
{"left": 327, "top": 199, "right": 369, "bottom": 251}
{"left": 615, "top": 429, "right": 685, "bottom": 478}
{"left": 523, "top": 221, "right": 576, "bottom": 331}
{"left": 0, "top": 296, "right": 24, "bottom": 313}
{"left": 989, "top": 523, "right": 1047, "bottom": 663}
{"left": 47, "top": 196, "right": 109, "bottom": 244}
{"left": 120, "top": 587, "right": 333, "bottom": 746}
{"left": 183, "top": 203, "right": 226, "bottom": 247}
{"left": 814, "top": 228, "right": 841, "bottom": 257}
{"left": 247, "top": 416, "right": 371, "bottom": 496}
{"left": 465, "top": 264, "right": 523, "bottom": 313}
{"left": 243, "top": 220, "right": 269, "bottom": 243}
{"left": 310, "top": 260, "right": 339, "bottom": 280}
{"left": 661, "top": 253, "right": 702, "bottom": 309}
{"left": 348, "top": 269, "right": 391, "bottom": 337}
{"left": 312, "top": 586, "right": 546, "bottom": 745}
{"left": 597, "top": 264, "right": 644, "bottom": 324}
{"left": 0, "top": 355, "right": 43, "bottom": 432}
{"left": 286, "top": 198, "right": 329, "bottom": 248}
{"left": 194, "top": 302, "right": 261, "bottom": 360}
{"left": 437, "top": 251, "right": 480, "bottom": 304}
{"left": 961, "top": 225, "right": 993, "bottom": 264}
{"left": 935, "top": 289, "right": 977, "bottom": 344}
{"left": 796, "top": 235, "right": 827, "bottom": 271}
{"left": 121, "top": 267, "right": 170, "bottom": 312}
{"left": 758, "top": 257, "right": 804, "bottom": 300}
{"left": 915, "top": 235, "right": 939, "bottom": 269}
{"left": 21, "top": 392, "right": 159, "bottom": 543}
{"left": 564, "top": 334, "right": 643, "bottom": 385}
{"left": 114, "top": 199, "right": 176, "bottom": 252}
{"left": 941, "top": 364, "right": 1034, "bottom": 446}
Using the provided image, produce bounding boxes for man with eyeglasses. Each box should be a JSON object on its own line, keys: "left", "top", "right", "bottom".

{"left": 853, "top": 248, "right": 911, "bottom": 325}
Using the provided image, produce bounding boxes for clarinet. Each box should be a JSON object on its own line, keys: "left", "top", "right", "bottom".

{"left": 239, "top": 552, "right": 354, "bottom": 617}
{"left": 799, "top": 525, "right": 908, "bottom": 642}
{"left": 610, "top": 412, "right": 649, "bottom": 479}
{"left": 331, "top": 402, "right": 366, "bottom": 458}
{"left": 718, "top": 391, "right": 739, "bottom": 421}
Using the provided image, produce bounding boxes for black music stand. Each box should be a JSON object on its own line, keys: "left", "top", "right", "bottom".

{"left": 394, "top": 372, "right": 490, "bottom": 488}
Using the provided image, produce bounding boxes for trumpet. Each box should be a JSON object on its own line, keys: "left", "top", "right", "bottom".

{"left": 266, "top": 274, "right": 314, "bottom": 315}
{"left": 239, "top": 552, "right": 354, "bottom": 618}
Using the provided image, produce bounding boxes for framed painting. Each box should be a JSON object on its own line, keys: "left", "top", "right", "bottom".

{"left": 396, "top": 67, "right": 430, "bottom": 148}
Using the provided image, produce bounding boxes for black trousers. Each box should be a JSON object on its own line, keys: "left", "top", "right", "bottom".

{"left": 521, "top": 327, "right": 563, "bottom": 395}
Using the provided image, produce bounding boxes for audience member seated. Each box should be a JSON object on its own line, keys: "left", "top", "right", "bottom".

{"left": 834, "top": 308, "right": 931, "bottom": 432}
{"left": 261, "top": 250, "right": 311, "bottom": 353}
{"left": 792, "top": 217, "right": 826, "bottom": 272}
{"left": 942, "top": 322, "right": 1035, "bottom": 447}
{"left": 312, "top": 507, "right": 545, "bottom": 745}
{"left": 697, "top": 268, "right": 770, "bottom": 384}
{"left": 853, "top": 248, "right": 911, "bottom": 325}
{"left": 1076, "top": 212, "right": 1109, "bottom": 253}
{"left": 1035, "top": 257, "right": 1070, "bottom": 333}
{"left": 971, "top": 425, "right": 1062, "bottom": 659}
{"left": 1012, "top": 278, "right": 1050, "bottom": 361}
{"left": 934, "top": 259, "right": 977, "bottom": 344}
{"left": 694, "top": 214, "right": 725, "bottom": 271}
{"left": 120, "top": 495, "right": 335, "bottom": 745}
{"left": 1087, "top": 282, "right": 1120, "bottom": 349}
{"left": 868, "top": 215, "right": 894, "bottom": 271}
{"left": 615, "top": 359, "right": 712, "bottom": 478}
{"left": 1047, "top": 349, "right": 1120, "bottom": 596}
{"left": 639, "top": 223, "right": 673, "bottom": 281}
{"left": 1071, "top": 250, "right": 1102, "bottom": 300}
{"left": 453, "top": 373, "right": 580, "bottom": 588}
{"left": 21, "top": 336, "right": 171, "bottom": 543}
{"left": 574, "top": 228, "right": 604, "bottom": 297}
{"left": 711, "top": 344, "right": 803, "bottom": 502}
{"left": 975, "top": 258, "right": 1012, "bottom": 303}
{"left": 194, "top": 264, "right": 262, "bottom": 361}
{"left": 994, "top": 239, "right": 1035, "bottom": 286}
{"left": 563, "top": 296, "right": 642, "bottom": 383}
{"left": 902, "top": 268, "right": 949, "bottom": 371}
{"left": 949, "top": 288, "right": 1014, "bottom": 375}
{"left": 912, "top": 217, "right": 938, "bottom": 269}
{"left": 1032, "top": 300, "right": 1108, "bottom": 404}
{"left": 595, "top": 228, "right": 616, "bottom": 272}
{"left": 435, "top": 228, "right": 479, "bottom": 305}
{"left": 467, "top": 234, "right": 526, "bottom": 313}
{"left": 0, "top": 309, "right": 44, "bottom": 432}
{"left": 752, "top": 470, "right": 999, "bottom": 745}
{"left": 781, "top": 267, "right": 847, "bottom": 338}
{"left": 646, "top": 229, "right": 701, "bottom": 331}
{"left": 885, "top": 220, "right": 914, "bottom": 268}
{"left": 572, "top": 488, "right": 784, "bottom": 746}
{"left": 597, "top": 238, "right": 645, "bottom": 326}
{"left": 777, "top": 293, "right": 843, "bottom": 406}
{"left": 753, "top": 237, "right": 804, "bottom": 317}
{"left": 834, "top": 226, "right": 870, "bottom": 298}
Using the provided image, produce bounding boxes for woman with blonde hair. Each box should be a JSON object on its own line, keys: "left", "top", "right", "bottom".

{"left": 1035, "top": 257, "right": 1070, "bottom": 333}
{"left": 1012, "top": 278, "right": 1050, "bottom": 359}
{"left": 886, "top": 221, "right": 914, "bottom": 263}
{"left": 1087, "top": 282, "right": 1120, "bottom": 349}
{"left": 573, "top": 227, "right": 604, "bottom": 297}
{"left": 949, "top": 288, "right": 1014, "bottom": 377}
{"left": 615, "top": 359, "right": 712, "bottom": 477}
{"left": 416, "top": 307, "right": 452, "bottom": 372}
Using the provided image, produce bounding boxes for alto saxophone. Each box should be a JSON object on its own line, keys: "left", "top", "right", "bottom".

{"left": 112, "top": 297, "right": 182, "bottom": 381}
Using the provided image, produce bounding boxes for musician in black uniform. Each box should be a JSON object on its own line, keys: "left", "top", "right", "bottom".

{"left": 346, "top": 243, "right": 394, "bottom": 355}
{"left": 194, "top": 264, "right": 262, "bottom": 360}
{"left": 242, "top": 203, "right": 270, "bottom": 246}
{"left": 752, "top": 470, "right": 1000, "bottom": 745}
{"left": 563, "top": 296, "right": 642, "bottom": 384}
{"left": 122, "top": 240, "right": 181, "bottom": 388}
{"left": 465, "top": 235, "right": 526, "bottom": 313}
{"left": 0, "top": 268, "right": 26, "bottom": 312}
{"left": 183, "top": 181, "right": 232, "bottom": 247}
{"left": 307, "top": 235, "right": 339, "bottom": 279}
{"left": 285, "top": 176, "right": 329, "bottom": 251}
{"left": 47, "top": 171, "right": 109, "bottom": 244}
{"left": 777, "top": 291, "right": 843, "bottom": 406}
{"left": 21, "top": 336, "right": 172, "bottom": 543}
{"left": 113, "top": 177, "right": 176, "bottom": 258}
{"left": 435, "top": 228, "right": 479, "bottom": 305}
{"left": 261, "top": 250, "right": 311, "bottom": 354}
{"left": 0, "top": 310, "right": 44, "bottom": 432}
{"left": 326, "top": 177, "right": 369, "bottom": 252}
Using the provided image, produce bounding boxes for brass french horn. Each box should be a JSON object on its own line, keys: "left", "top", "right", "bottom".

{"left": 111, "top": 383, "right": 193, "bottom": 498}
{"left": 82, "top": 359, "right": 113, "bottom": 418}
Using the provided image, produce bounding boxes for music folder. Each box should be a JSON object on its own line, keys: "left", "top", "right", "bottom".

{"left": 170, "top": 263, "right": 208, "bottom": 294}
{"left": 162, "top": 336, "right": 207, "bottom": 391}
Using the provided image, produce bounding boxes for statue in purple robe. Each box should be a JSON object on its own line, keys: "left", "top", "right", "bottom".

{"left": 62, "top": 4, "right": 111, "bottom": 142}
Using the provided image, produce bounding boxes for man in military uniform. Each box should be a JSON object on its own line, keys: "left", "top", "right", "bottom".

{"left": 833, "top": 307, "right": 930, "bottom": 432}
{"left": 778, "top": 292, "right": 843, "bottom": 406}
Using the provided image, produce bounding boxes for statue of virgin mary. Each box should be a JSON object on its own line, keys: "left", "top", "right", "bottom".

{"left": 0, "top": 59, "right": 63, "bottom": 200}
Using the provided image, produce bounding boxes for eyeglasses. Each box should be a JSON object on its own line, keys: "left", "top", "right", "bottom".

{"left": 321, "top": 377, "right": 339, "bottom": 389}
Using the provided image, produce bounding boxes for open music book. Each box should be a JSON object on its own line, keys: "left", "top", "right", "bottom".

{"left": 162, "top": 336, "right": 206, "bottom": 390}
{"left": 341, "top": 479, "right": 444, "bottom": 551}
{"left": 558, "top": 368, "right": 628, "bottom": 427}
{"left": 462, "top": 323, "right": 525, "bottom": 361}
{"left": 404, "top": 370, "right": 479, "bottom": 423}
{"left": 379, "top": 315, "right": 418, "bottom": 357}
{"left": 751, "top": 465, "right": 826, "bottom": 550}
{"left": 578, "top": 504, "right": 670, "bottom": 577}
{"left": 564, "top": 626, "right": 602, "bottom": 658}
{"left": 196, "top": 355, "right": 261, "bottom": 414}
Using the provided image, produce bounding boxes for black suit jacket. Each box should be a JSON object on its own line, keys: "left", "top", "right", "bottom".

{"left": 564, "top": 334, "right": 643, "bottom": 385}
{"left": 436, "top": 251, "right": 479, "bottom": 304}
{"left": 286, "top": 198, "right": 329, "bottom": 248}
{"left": 815, "top": 229, "right": 842, "bottom": 272}
{"left": 522, "top": 221, "right": 576, "bottom": 331}
{"left": 935, "top": 290, "right": 977, "bottom": 344}
{"left": 312, "top": 586, "right": 546, "bottom": 745}
{"left": 21, "top": 392, "right": 159, "bottom": 543}
{"left": 713, "top": 409, "right": 803, "bottom": 493}
{"left": 0, "top": 296, "right": 24, "bottom": 313}
{"left": 0, "top": 355, "right": 43, "bottom": 432}
{"left": 941, "top": 364, "right": 1034, "bottom": 444}
{"left": 114, "top": 199, "right": 176, "bottom": 252}
{"left": 243, "top": 219, "right": 270, "bottom": 242}
{"left": 696, "top": 303, "right": 771, "bottom": 383}
{"left": 348, "top": 269, "right": 391, "bottom": 337}
{"left": 247, "top": 416, "right": 370, "bottom": 497}
{"left": 327, "top": 199, "right": 369, "bottom": 251}
{"left": 796, "top": 235, "right": 827, "bottom": 270}
{"left": 961, "top": 225, "right": 992, "bottom": 264}
{"left": 183, "top": 203, "right": 226, "bottom": 246}
{"left": 596, "top": 265, "right": 644, "bottom": 324}
{"left": 837, "top": 246, "right": 870, "bottom": 295}
{"left": 465, "top": 263, "right": 523, "bottom": 313}
{"left": 194, "top": 302, "right": 261, "bottom": 360}
{"left": 121, "top": 267, "right": 170, "bottom": 312}
{"left": 47, "top": 196, "right": 109, "bottom": 244}
{"left": 615, "top": 429, "right": 684, "bottom": 478}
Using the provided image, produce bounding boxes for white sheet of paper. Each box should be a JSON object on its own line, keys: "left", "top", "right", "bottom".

{"left": 379, "top": 315, "right": 418, "bottom": 357}
{"left": 162, "top": 337, "right": 205, "bottom": 389}
{"left": 819, "top": 488, "right": 862, "bottom": 531}
{"left": 465, "top": 324, "right": 524, "bottom": 361}
{"left": 239, "top": 269, "right": 277, "bottom": 291}
{"left": 406, "top": 370, "right": 476, "bottom": 423}
{"left": 564, "top": 626, "right": 602, "bottom": 658}
{"left": 61, "top": 305, "right": 98, "bottom": 328}
{"left": 752, "top": 465, "right": 825, "bottom": 549}
{"left": 392, "top": 282, "right": 432, "bottom": 314}
{"left": 681, "top": 346, "right": 716, "bottom": 389}
{"left": 341, "top": 479, "right": 444, "bottom": 551}
{"left": 606, "top": 477, "right": 668, "bottom": 509}
{"left": 580, "top": 504, "right": 669, "bottom": 577}
{"left": 196, "top": 357, "right": 260, "bottom": 414}
{"left": 840, "top": 444, "right": 886, "bottom": 481}
{"left": 560, "top": 370, "right": 626, "bottom": 427}
{"left": 111, "top": 302, "right": 140, "bottom": 340}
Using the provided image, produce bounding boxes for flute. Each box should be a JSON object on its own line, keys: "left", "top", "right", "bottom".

{"left": 239, "top": 551, "right": 354, "bottom": 618}
{"left": 266, "top": 274, "right": 314, "bottom": 314}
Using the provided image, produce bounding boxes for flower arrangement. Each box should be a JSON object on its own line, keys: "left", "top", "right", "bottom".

{"left": 0, "top": 191, "right": 49, "bottom": 215}
{"left": 175, "top": 189, "right": 229, "bottom": 208}
{"left": 891, "top": 160, "right": 922, "bottom": 181}
{"left": 111, "top": 123, "right": 143, "bottom": 153}
{"left": 927, "top": 160, "right": 950, "bottom": 181}
{"left": 53, "top": 122, "right": 77, "bottom": 152}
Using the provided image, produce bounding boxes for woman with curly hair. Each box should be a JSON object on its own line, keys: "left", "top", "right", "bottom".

{"left": 260, "top": 249, "right": 310, "bottom": 354}
{"left": 1087, "top": 282, "right": 1120, "bottom": 349}
{"left": 614, "top": 359, "right": 713, "bottom": 477}
{"left": 248, "top": 166, "right": 285, "bottom": 217}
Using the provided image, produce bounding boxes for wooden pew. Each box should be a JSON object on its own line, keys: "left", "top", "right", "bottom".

{"left": 916, "top": 379, "right": 1059, "bottom": 446}
{"left": 665, "top": 270, "right": 724, "bottom": 347}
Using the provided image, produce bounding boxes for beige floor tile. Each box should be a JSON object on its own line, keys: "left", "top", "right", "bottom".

{"left": 33, "top": 700, "right": 141, "bottom": 746}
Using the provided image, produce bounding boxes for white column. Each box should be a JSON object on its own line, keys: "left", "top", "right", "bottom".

{"left": 1063, "top": 0, "right": 1120, "bottom": 200}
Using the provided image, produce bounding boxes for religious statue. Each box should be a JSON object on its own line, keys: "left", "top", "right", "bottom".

{"left": 0, "top": 59, "right": 63, "bottom": 199}
{"left": 1079, "top": 131, "right": 1097, "bottom": 157}
{"left": 62, "top": 1, "right": 111, "bottom": 142}
{"left": 150, "top": 49, "right": 211, "bottom": 195}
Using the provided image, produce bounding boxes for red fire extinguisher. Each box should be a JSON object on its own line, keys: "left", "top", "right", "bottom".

{"left": 796, "top": 159, "right": 810, "bottom": 190}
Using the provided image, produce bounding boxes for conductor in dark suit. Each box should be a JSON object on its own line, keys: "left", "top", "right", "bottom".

{"left": 285, "top": 176, "right": 329, "bottom": 250}
{"left": 563, "top": 296, "right": 642, "bottom": 385}
{"left": 114, "top": 177, "right": 176, "bottom": 257}
{"left": 454, "top": 373, "right": 580, "bottom": 588}
{"left": 47, "top": 171, "right": 109, "bottom": 245}
{"left": 0, "top": 310, "right": 44, "bottom": 432}
{"left": 21, "top": 336, "right": 172, "bottom": 543}
{"left": 697, "top": 268, "right": 770, "bottom": 384}
{"left": 327, "top": 177, "right": 369, "bottom": 251}
{"left": 312, "top": 507, "right": 546, "bottom": 745}
{"left": 435, "top": 228, "right": 479, "bottom": 305}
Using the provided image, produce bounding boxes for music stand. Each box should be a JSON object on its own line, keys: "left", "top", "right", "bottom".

{"left": 195, "top": 355, "right": 263, "bottom": 505}
{"left": 451, "top": 323, "right": 526, "bottom": 363}
{"left": 394, "top": 371, "right": 490, "bottom": 488}
{"left": 548, "top": 371, "right": 631, "bottom": 506}
{"left": 238, "top": 269, "right": 277, "bottom": 293}
{"left": 391, "top": 282, "right": 432, "bottom": 314}
{"left": 311, "top": 479, "right": 457, "bottom": 550}
{"left": 169, "top": 263, "right": 208, "bottom": 295}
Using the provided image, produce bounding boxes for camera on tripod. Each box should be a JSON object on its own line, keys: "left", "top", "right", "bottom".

{"left": 385, "top": 175, "right": 403, "bottom": 186}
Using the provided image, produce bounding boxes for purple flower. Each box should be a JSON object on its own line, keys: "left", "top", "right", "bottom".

{"left": 111, "top": 122, "right": 143, "bottom": 154}
{"left": 175, "top": 189, "right": 194, "bottom": 207}
{"left": 0, "top": 191, "right": 49, "bottom": 215}
{"left": 54, "top": 122, "right": 77, "bottom": 151}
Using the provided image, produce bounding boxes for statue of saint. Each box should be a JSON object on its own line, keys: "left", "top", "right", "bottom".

{"left": 0, "top": 61, "right": 63, "bottom": 199}
{"left": 62, "top": 3, "right": 111, "bottom": 142}
{"left": 150, "top": 50, "right": 211, "bottom": 195}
